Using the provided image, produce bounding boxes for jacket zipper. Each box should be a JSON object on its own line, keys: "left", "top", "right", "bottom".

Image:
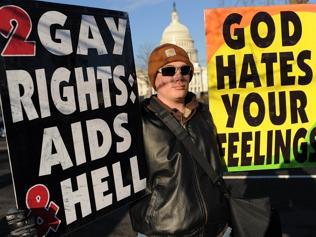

{"left": 186, "top": 120, "right": 208, "bottom": 226}
{"left": 192, "top": 149, "right": 208, "bottom": 226}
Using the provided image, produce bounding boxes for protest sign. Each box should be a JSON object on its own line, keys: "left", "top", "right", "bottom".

{"left": 205, "top": 4, "right": 316, "bottom": 172}
{"left": 0, "top": 0, "right": 147, "bottom": 235}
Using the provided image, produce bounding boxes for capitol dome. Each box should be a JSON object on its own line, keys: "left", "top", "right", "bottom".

{"left": 160, "top": 3, "right": 198, "bottom": 63}
{"left": 161, "top": 11, "right": 191, "bottom": 43}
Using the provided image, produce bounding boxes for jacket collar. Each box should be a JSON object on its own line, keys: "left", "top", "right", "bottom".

{"left": 147, "top": 92, "right": 199, "bottom": 125}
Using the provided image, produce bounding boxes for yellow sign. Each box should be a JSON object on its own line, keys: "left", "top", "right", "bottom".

{"left": 205, "top": 4, "right": 316, "bottom": 172}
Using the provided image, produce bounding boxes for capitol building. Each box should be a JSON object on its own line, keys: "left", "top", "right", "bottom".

{"left": 136, "top": 3, "right": 208, "bottom": 99}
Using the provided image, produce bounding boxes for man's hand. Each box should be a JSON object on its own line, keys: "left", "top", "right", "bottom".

{"left": 6, "top": 208, "right": 37, "bottom": 237}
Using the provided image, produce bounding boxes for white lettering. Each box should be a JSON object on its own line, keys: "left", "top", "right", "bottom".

{"left": 97, "top": 66, "right": 112, "bottom": 108}
{"left": 38, "top": 11, "right": 72, "bottom": 55}
{"left": 51, "top": 67, "right": 76, "bottom": 115}
{"left": 130, "top": 156, "right": 146, "bottom": 193}
{"left": 104, "top": 17, "right": 127, "bottom": 55}
{"left": 86, "top": 118, "right": 112, "bottom": 161}
{"left": 75, "top": 67, "right": 99, "bottom": 112}
{"left": 113, "top": 65, "right": 128, "bottom": 106}
{"left": 6, "top": 70, "right": 38, "bottom": 123}
{"left": 39, "top": 126, "right": 73, "bottom": 176}
{"left": 91, "top": 167, "right": 112, "bottom": 211}
{"left": 35, "top": 69, "right": 51, "bottom": 118}
{"left": 61, "top": 173, "right": 91, "bottom": 224}
{"left": 114, "top": 113, "right": 131, "bottom": 153}
{"left": 77, "top": 15, "right": 108, "bottom": 55}
{"left": 113, "top": 161, "right": 130, "bottom": 201}
{"left": 71, "top": 122, "right": 87, "bottom": 166}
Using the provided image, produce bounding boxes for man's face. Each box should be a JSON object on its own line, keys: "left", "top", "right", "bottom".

{"left": 154, "top": 61, "right": 191, "bottom": 103}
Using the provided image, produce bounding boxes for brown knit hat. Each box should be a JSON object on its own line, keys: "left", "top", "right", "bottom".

{"left": 148, "top": 43, "right": 194, "bottom": 89}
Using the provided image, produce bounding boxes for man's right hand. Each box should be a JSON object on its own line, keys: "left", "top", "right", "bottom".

{"left": 6, "top": 208, "right": 37, "bottom": 237}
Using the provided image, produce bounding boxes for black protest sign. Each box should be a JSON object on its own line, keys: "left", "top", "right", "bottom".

{"left": 0, "top": 0, "right": 147, "bottom": 235}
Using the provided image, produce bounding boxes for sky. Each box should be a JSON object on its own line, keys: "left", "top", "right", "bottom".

{"left": 37, "top": 0, "right": 316, "bottom": 65}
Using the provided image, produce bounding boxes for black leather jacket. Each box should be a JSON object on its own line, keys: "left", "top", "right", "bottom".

{"left": 129, "top": 94, "right": 229, "bottom": 237}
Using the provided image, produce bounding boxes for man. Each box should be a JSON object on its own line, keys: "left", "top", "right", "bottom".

{"left": 129, "top": 43, "right": 230, "bottom": 237}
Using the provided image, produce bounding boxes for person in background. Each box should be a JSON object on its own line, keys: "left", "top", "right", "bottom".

{"left": 129, "top": 43, "right": 230, "bottom": 237}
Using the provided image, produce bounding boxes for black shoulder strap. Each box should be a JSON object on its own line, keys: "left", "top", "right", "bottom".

{"left": 150, "top": 98, "right": 221, "bottom": 185}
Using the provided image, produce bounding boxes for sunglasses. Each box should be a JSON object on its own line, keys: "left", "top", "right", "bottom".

{"left": 158, "top": 65, "right": 191, "bottom": 77}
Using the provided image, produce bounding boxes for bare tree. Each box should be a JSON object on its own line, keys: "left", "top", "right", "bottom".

{"left": 136, "top": 43, "right": 153, "bottom": 70}
{"left": 289, "top": 0, "right": 308, "bottom": 3}
{"left": 227, "top": 0, "right": 309, "bottom": 5}
{"left": 135, "top": 43, "right": 154, "bottom": 98}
